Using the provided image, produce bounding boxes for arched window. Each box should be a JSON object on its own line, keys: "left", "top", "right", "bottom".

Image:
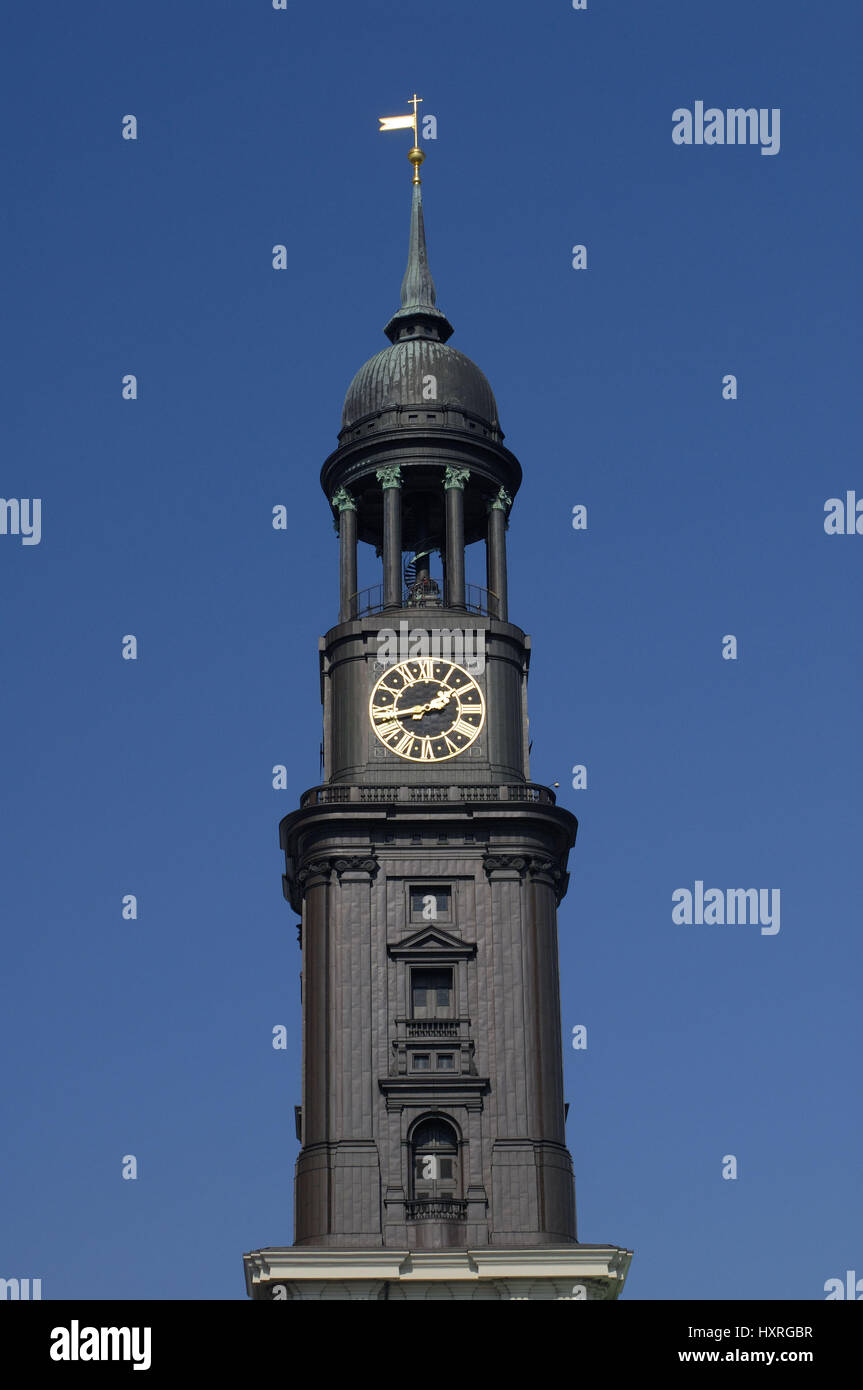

{"left": 411, "top": 1118, "right": 459, "bottom": 1205}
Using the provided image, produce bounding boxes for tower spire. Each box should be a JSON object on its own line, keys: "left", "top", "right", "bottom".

{"left": 379, "top": 95, "right": 452, "bottom": 341}
{"left": 399, "top": 179, "right": 437, "bottom": 316}
{"left": 383, "top": 179, "right": 454, "bottom": 343}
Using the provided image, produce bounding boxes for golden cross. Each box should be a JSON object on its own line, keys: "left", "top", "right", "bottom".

{"left": 408, "top": 93, "right": 423, "bottom": 143}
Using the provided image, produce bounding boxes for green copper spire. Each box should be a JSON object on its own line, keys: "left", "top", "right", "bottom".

{"left": 384, "top": 180, "right": 454, "bottom": 344}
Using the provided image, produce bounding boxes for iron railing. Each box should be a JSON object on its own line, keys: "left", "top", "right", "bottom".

{"left": 346, "top": 583, "right": 496, "bottom": 618}
{"left": 405, "top": 1199, "right": 467, "bottom": 1222}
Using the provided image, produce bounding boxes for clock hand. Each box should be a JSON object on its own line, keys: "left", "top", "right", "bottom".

{"left": 374, "top": 689, "right": 457, "bottom": 721}
{"left": 374, "top": 701, "right": 428, "bottom": 720}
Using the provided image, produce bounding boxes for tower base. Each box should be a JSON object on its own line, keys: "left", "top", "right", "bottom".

{"left": 243, "top": 1245, "right": 632, "bottom": 1300}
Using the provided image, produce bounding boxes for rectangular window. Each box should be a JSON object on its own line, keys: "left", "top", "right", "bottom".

{"left": 413, "top": 1054, "right": 430, "bottom": 1071}
{"left": 437, "top": 1054, "right": 454, "bottom": 1071}
{"left": 410, "top": 885, "right": 452, "bottom": 922}
{"left": 411, "top": 968, "right": 454, "bottom": 1019}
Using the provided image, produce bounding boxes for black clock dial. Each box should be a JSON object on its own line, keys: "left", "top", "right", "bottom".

{"left": 369, "top": 658, "right": 485, "bottom": 761}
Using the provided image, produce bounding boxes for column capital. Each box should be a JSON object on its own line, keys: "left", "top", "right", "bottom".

{"left": 331, "top": 486, "right": 357, "bottom": 512}
{"left": 483, "top": 852, "right": 529, "bottom": 881}
{"left": 487, "top": 487, "right": 513, "bottom": 512}
{"left": 527, "top": 854, "right": 569, "bottom": 902}
{"left": 332, "top": 854, "right": 380, "bottom": 882}
{"left": 376, "top": 466, "right": 403, "bottom": 490}
{"left": 444, "top": 466, "right": 470, "bottom": 491}
{"left": 295, "top": 853, "right": 380, "bottom": 898}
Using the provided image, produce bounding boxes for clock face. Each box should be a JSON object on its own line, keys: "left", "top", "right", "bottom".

{"left": 369, "top": 658, "right": 485, "bottom": 762}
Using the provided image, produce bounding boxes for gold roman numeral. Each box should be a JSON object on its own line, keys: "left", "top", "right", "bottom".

{"left": 375, "top": 719, "right": 401, "bottom": 738}
{"left": 453, "top": 718, "right": 478, "bottom": 738}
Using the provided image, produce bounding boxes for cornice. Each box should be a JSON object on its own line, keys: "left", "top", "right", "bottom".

{"left": 243, "top": 1244, "right": 634, "bottom": 1300}
{"left": 320, "top": 425, "right": 522, "bottom": 502}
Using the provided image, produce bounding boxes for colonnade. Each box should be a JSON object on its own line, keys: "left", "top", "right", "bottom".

{"left": 332, "top": 470, "right": 512, "bottom": 623}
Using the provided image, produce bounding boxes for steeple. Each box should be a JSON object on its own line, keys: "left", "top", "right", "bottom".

{"left": 384, "top": 180, "right": 454, "bottom": 344}
{"left": 243, "top": 113, "right": 633, "bottom": 1304}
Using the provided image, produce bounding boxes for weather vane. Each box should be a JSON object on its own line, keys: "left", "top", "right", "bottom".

{"left": 379, "top": 94, "right": 425, "bottom": 184}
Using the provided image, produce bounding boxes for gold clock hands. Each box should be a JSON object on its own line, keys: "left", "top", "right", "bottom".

{"left": 374, "top": 701, "right": 429, "bottom": 720}
{"left": 372, "top": 691, "right": 456, "bottom": 721}
{"left": 406, "top": 689, "right": 456, "bottom": 719}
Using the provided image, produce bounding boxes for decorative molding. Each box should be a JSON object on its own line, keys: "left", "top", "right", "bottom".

{"left": 379, "top": 1075, "right": 489, "bottom": 1108}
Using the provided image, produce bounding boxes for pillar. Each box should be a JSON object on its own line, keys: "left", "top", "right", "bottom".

{"left": 444, "top": 467, "right": 469, "bottom": 609}
{"left": 376, "top": 466, "right": 403, "bottom": 609}
{"left": 486, "top": 487, "right": 512, "bottom": 620}
{"left": 332, "top": 487, "right": 357, "bottom": 622}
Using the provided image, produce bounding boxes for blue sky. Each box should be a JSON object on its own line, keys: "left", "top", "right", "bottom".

{"left": 2, "top": 0, "right": 860, "bottom": 1299}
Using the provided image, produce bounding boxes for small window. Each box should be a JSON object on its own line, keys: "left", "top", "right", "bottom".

{"left": 412, "top": 1119, "right": 460, "bottom": 1202}
{"left": 437, "top": 1054, "right": 454, "bottom": 1071}
{"left": 412, "top": 968, "right": 453, "bottom": 1019}
{"left": 413, "top": 1054, "right": 430, "bottom": 1071}
{"left": 410, "top": 885, "right": 451, "bottom": 922}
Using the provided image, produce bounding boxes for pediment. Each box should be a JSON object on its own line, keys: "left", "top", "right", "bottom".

{"left": 388, "top": 927, "right": 476, "bottom": 960}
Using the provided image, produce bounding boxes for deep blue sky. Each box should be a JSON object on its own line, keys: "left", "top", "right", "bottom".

{"left": 2, "top": 0, "right": 860, "bottom": 1300}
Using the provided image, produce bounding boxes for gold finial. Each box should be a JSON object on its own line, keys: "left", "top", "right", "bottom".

{"left": 379, "top": 94, "right": 425, "bottom": 183}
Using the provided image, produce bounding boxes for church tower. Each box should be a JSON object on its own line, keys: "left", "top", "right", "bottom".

{"left": 244, "top": 126, "right": 632, "bottom": 1301}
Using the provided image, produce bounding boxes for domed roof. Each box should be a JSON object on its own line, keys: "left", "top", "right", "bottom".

{"left": 341, "top": 337, "right": 499, "bottom": 431}
{"left": 339, "top": 179, "right": 500, "bottom": 436}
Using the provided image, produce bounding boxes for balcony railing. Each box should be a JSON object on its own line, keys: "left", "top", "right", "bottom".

{"left": 404, "top": 1019, "right": 461, "bottom": 1039}
{"left": 405, "top": 1199, "right": 467, "bottom": 1222}
{"left": 300, "top": 782, "right": 556, "bottom": 809}
{"left": 347, "top": 583, "right": 496, "bottom": 618}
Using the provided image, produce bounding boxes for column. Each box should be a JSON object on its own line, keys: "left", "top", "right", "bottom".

{"left": 486, "top": 487, "right": 512, "bottom": 620}
{"left": 444, "top": 467, "right": 469, "bottom": 609}
{"left": 376, "top": 466, "right": 402, "bottom": 609}
{"left": 332, "top": 487, "right": 357, "bottom": 622}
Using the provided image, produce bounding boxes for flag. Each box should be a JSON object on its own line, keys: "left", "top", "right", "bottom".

{"left": 379, "top": 114, "right": 415, "bottom": 132}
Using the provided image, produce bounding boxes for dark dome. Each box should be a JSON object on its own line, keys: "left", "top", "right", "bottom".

{"left": 341, "top": 337, "right": 499, "bottom": 433}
